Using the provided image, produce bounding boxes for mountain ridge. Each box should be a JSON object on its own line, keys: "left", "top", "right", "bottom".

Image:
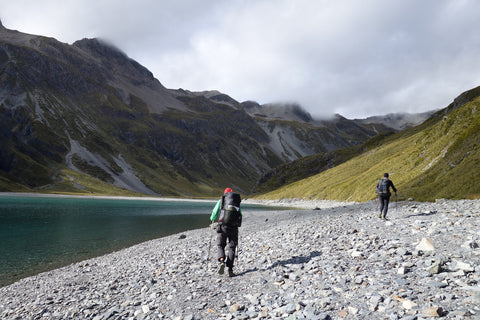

{"left": 254, "top": 85, "right": 480, "bottom": 201}
{"left": 0, "top": 22, "right": 435, "bottom": 197}
{"left": 355, "top": 111, "right": 435, "bottom": 131}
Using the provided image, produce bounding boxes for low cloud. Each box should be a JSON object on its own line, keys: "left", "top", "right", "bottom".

{"left": 2, "top": 0, "right": 480, "bottom": 118}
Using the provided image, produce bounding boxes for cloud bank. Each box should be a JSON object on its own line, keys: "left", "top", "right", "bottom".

{"left": 2, "top": 0, "right": 480, "bottom": 118}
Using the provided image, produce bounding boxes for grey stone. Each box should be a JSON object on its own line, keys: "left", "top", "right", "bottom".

{"left": 1, "top": 200, "right": 479, "bottom": 320}
{"left": 428, "top": 260, "right": 444, "bottom": 274}
{"left": 428, "top": 280, "right": 448, "bottom": 288}
{"left": 462, "top": 240, "right": 479, "bottom": 249}
{"left": 448, "top": 259, "right": 475, "bottom": 272}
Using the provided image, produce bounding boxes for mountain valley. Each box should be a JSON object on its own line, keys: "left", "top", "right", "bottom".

{"left": 2, "top": 20, "right": 475, "bottom": 201}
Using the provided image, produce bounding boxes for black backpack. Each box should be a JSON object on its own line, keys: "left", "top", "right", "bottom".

{"left": 376, "top": 178, "right": 389, "bottom": 196}
{"left": 218, "top": 192, "right": 242, "bottom": 227}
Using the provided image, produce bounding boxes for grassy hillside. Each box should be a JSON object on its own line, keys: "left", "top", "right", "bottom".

{"left": 251, "top": 131, "right": 396, "bottom": 194}
{"left": 255, "top": 91, "right": 480, "bottom": 202}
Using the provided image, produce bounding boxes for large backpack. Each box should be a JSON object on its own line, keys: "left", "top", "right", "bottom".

{"left": 218, "top": 192, "right": 242, "bottom": 227}
{"left": 376, "top": 178, "right": 389, "bottom": 196}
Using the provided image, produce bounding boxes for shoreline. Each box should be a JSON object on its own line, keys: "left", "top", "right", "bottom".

{"left": 242, "top": 198, "right": 358, "bottom": 209}
{"left": 0, "top": 196, "right": 306, "bottom": 288}
{"left": 0, "top": 192, "right": 216, "bottom": 203}
{"left": 0, "top": 191, "right": 358, "bottom": 209}
{"left": 1, "top": 199, "right": 479, "bottom": 319}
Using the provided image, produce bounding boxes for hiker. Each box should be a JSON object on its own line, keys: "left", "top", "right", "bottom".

{"left": 210, "top": 187, "right": 242, "bottom": 277}
{"left": 376, "top": 173, "right": 397, "bottom": 220}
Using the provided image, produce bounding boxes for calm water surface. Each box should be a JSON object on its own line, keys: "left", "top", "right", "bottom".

{"left": 0, "top": 194, "right": 280, "bottom": 287}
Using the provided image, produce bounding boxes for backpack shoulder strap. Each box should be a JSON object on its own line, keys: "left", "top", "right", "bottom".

{"left": 220, "top": 195, "right": 225, "bottom": 210}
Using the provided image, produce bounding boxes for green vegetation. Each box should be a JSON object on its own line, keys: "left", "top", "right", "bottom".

{"left": 252, "top": 146, "right": 361, "bottom": 194}
{"left": 255, "top": 95, "right": 480, "bottom": 202}
{"left": 2, "top": 31, "right": 478, "bottom": 202}
{"left": 71, "top": 154, "right": 114, "bottom": 184}
{"left": 50, "top": 169, "right": 147, "bottom": 197}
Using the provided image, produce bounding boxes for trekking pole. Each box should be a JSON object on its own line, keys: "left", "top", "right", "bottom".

{"left": 207, "top": 221, "right": 214, "bottom": 264}
{"left": 395, "top": 193, "right": 398, "bottom": 211}
{"left": 236, "top": 231, "right": 240, "bottom": 265}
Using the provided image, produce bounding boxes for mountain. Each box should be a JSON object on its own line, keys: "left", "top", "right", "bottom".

{"left": 251, "top": 133, "right": 392, "bottom": 194}
{"left": 355, "top": 111, "right": 436, "bottom": 131}
{"left": 240, "top": 101, "right": 313, "bottom": 122}
{"left": 254, "top": 86, "right": 480, "bottom": 201}
{"left": 0, "top": 21, "right": 392, "bottom": 197}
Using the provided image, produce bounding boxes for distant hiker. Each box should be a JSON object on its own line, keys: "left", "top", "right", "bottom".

{"left": 210, "top": 187, "right": 242, "bottom": 277}
{"left": 376, "top": 173, "right": 397, "bottom": 220}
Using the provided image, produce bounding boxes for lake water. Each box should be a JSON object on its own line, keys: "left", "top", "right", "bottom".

{"left": 0, "top": 194, "right": 280, "bottom": 287}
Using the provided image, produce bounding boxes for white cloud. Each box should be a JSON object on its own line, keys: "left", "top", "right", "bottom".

{"left": 2, "top": 0, "right": 480, "bottom": 118}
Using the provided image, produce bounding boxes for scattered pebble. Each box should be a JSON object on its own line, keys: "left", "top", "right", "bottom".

{"left": 1, "top": 199, "right": 479, "bottom": 319}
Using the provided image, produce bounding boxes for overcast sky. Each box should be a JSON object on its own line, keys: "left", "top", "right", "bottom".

{"left": 2, "top": 0, "right": 480, "bottom": 119}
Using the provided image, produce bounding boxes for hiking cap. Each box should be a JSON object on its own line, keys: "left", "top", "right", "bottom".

{"left": 224, "top": 188, "right": 233, "bottom": 194}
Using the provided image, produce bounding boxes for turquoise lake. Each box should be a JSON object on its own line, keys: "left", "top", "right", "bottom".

{"left": 0, "top": 194, "right": 280, "bottom": 287}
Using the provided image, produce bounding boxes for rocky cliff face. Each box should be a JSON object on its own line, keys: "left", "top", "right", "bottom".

{"left": 0, "top": 23, "right": 392, "bottom": 196}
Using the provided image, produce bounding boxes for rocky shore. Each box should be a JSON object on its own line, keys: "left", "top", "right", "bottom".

{"left": 1, "top": 199, "right": 479, "bottom": 319}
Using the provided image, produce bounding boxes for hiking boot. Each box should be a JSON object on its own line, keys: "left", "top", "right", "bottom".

{"left": 228, "top": 268, "right": 235, "bottom": 277}
{"left": 218, "top": 262, "right": 225, "bottom": 275}
{"left": 378, "top": 214, "right": 382, "bottom": 219}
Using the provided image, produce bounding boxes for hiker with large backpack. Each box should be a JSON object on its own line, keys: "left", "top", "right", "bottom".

{"left": 376, "top": 173, "right": 397, "bottom": 220}
{"left": 210, "top": 187, "right": 242, "bottom": 277}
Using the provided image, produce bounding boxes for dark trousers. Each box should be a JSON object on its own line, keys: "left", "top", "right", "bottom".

{"left": 216, "top": 225, "right": 238, "bottom": 269}
{"left": 379, "top": 195, "right": 390, "bottom": 218}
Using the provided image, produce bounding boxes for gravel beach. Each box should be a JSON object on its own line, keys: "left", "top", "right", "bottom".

{"left": 1, "top": 199, "right": 479, "bottom": 319}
